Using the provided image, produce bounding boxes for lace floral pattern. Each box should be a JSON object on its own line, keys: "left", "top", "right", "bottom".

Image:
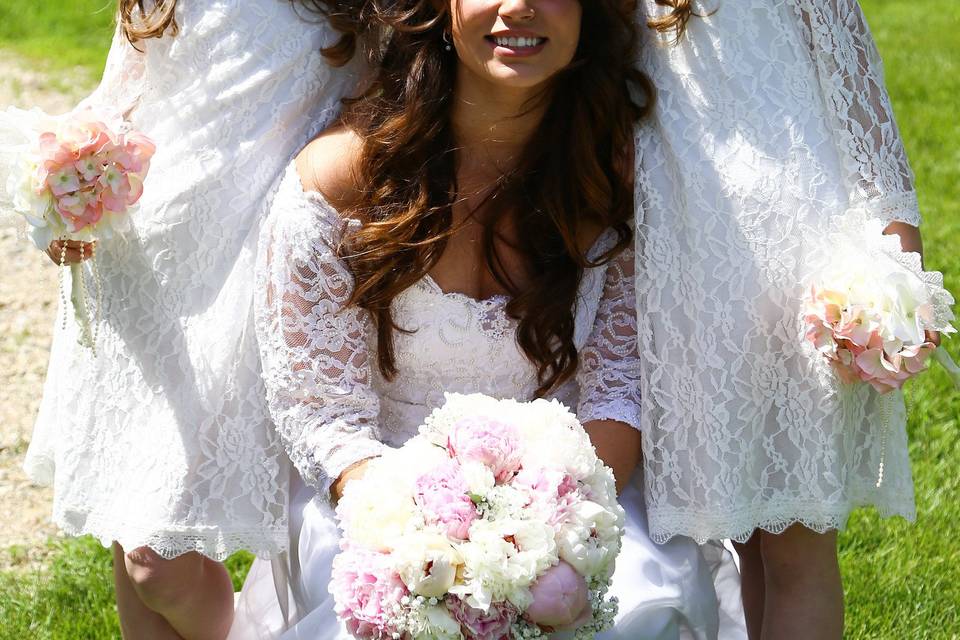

{"left": 632, "top": 0, "right": 919, "bottom": 544}
{"left": 25, "top": 3, "right": 365, "bottom": 560}
{"left": 256, "top": 167, "right": 643, "bottom": 503}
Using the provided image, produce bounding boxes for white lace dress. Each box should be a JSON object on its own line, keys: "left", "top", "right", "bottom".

{"left": 228, "top": 167, "right": 747, "bottom": 640}
{"left": 24, "top": 3, "right": 364, "bottom": 559}
{"left": 633, "top": 0, "right": 921, "bottom": 543}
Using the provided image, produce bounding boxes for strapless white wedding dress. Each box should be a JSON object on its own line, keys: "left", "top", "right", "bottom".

{"left": 228, "top": 167, "right": 746, "bottom": 639}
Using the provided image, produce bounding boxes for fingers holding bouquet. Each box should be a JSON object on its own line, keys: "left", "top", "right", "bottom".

{"left": 331, "top": 457, "right": 376, "bottom": 504}
{"left": 46, "top": 239, "right": 96, "bottom": 266}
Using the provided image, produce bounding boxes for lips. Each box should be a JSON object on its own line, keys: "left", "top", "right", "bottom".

{"left": 483, "top": 32, "right": 548, "bottom": 57}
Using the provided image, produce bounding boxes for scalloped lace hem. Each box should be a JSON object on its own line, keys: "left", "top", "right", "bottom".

{"left": 53, "top": 508, "right": 288, "bottom": 561}
{"left": 648, "top": 498, "right": 917, "bottom": 545}
{"left": 862, "top": 190, "right": 922, "bottom": 228}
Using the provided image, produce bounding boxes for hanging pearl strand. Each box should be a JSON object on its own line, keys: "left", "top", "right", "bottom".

{"left": 58, "top": 238, "right": 69, "bottom": 330}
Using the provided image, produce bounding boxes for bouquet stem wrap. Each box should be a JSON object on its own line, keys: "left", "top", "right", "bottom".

{"left": 69, "top": 262, "right": 94, "bottom": 348}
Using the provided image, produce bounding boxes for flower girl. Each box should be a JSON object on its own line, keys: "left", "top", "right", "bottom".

{"left": 631, "top": 2, "right": 951, "bottom": 638}
{"left": 8, "top": 1, "right": 369, "bottom": 637}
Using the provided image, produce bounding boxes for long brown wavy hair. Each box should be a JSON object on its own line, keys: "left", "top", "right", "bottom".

{"left": 116, "top": 0, "right": 379, "bottom": 65}
{"left": 340, "top": 0, "right": 652, "bottom": 396}
{"left": 647, "top": 0, "right": 705, "bottom": 42}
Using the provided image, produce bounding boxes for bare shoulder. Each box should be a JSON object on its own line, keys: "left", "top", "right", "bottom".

{"left": 295, "top": 125, "right": 364, "bottom": 211}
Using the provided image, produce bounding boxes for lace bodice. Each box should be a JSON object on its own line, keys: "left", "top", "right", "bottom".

{"left": 632, "top": 0, "right": 920, "bottom": 543}
{"left": 26, "top": 3, "right": 366, "bottom": 559}
{"left": 256, "top": 167, "right": 643, "bottom": 499}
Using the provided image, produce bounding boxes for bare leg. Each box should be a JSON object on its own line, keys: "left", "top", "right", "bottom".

{"left": 113, "top": 544, "right": 184, "bottom": 639}
{"left": 120, "top": 545, "right": 235, "bottom": 640}
{"left": 732, "top": 533, "right": 765, "bottom": 640}
{"left": 760, "top": 525, "right": 843, "bottom": 640}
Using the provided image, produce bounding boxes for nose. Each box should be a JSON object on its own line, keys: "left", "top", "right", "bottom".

{"left": 499, "top": 0, "right": 536, "bottom": 22}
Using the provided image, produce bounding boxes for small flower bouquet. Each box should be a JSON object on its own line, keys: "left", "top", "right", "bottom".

{"left": 803, "top": 210, "right": 959, "bottom": 393}
{"left": 0, "top": 106, "right": 154, "bottom": 348}
{"left": 331, "top": 393, "right": 625, "bottom": 640}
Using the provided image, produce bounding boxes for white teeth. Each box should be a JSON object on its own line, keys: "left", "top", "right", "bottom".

{"left": 494, "top": 36, "right": 541, "bottom": 48}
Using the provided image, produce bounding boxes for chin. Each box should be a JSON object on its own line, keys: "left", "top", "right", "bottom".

{"left": 486, "top": 66, "right": 555, "bottom": 90}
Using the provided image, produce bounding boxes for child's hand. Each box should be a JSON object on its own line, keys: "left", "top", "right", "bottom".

{"left": 46, "top": 239, "right": 95, "bottom": 265}
{"left": 927, "top": 330, "right": 941, "bottom": 348}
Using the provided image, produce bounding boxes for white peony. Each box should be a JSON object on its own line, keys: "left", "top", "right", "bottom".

{"left": 449, "top": 517, "right": 557, "bottom": 611}
{"left": 459, "top": 459, "right": 496, "bottom": 499}
{"left": 336, "top": 463, "right": 421, "bottom": 552}
{"left": 406, "top": 604, "right": 463, "bottom": 640}
{"left": 557, "top": 500, "right": 623, "bottom": 579}
{"left": 513, "top": 399, "right": 598, "bottom": 479}
{"left": 391, "top": 530, "right": 463, "bottom": 598}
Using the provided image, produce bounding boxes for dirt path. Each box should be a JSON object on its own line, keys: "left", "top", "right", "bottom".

{"left": 0, "top": 53, "right": 96, "bottom": 570}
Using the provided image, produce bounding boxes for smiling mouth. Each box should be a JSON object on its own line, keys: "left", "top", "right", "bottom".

{"left": 485, "top": 35, "right": 548, "bottom": 49}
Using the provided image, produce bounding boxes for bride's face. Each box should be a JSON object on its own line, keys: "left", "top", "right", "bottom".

{"left": 449, "top": 0, "right": 582, "bottom": 90}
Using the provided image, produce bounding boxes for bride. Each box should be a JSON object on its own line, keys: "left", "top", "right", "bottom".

{"left": 234, "top": 0, "right": 744, "bottom": 637}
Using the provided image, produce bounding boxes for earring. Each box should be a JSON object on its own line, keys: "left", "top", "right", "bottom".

{"left": 442, "top": 30, "right": 453, "bottom": 52}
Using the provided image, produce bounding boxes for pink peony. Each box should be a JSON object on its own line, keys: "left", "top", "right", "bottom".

{"left": 447, "top": 598, "right": 517, "bottom": 640}
{"left": 331, "top": 545, "right": 408, "bottom": 639}
{"left": 525, "top": 561, "right": 590, "bottom": 629}
{"left": 414, "top": 460, "right": 478, "bottom": 540}
{"left": 447, "top": 416, "right": 522, "bottom": 483}
{"left": 513, "top": 468, "right": 579, "bottom": 526}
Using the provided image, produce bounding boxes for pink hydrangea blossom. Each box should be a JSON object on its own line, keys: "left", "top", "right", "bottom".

{"left": 32, "top": 112, "right": 155, "bottom": 233}
{"left": 447, "top": 597, "right": 517, "bottom": 640}
{"left": 414, "top": 460, "right": 478, "bottom": 540}
{"left": 804, "top": 284, "right": 935, "bottom": 394}
{"left": 447, "top": 416, "right": 522, "bottom": 483}
{"left": 331, "top": 545, "right": 408, "bottom": 639}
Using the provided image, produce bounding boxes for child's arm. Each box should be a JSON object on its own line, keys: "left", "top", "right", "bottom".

{"left": 795, "top": 0, "right": 920, "bottom": 228}
{"left": 44, "top": 25, "right": 148, "bottom": 264}
{"left": 77, "top": 24, "right": 147, "bottom": 118}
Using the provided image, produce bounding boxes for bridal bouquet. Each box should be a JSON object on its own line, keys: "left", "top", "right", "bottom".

{"left": 0, "top": 106, "right": 155, "bottom": 348}
{"left": 803, "top": 209, "right": 959, "bottom": 393}
{"left": 331, "top": 393, "right": 625, "bottom": 640}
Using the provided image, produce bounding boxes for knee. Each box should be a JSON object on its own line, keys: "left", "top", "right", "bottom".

{"left": 760, "top": 525, "right": 838, "bottom": 590}
{"left": 124, "top": 547, "right": 203, "bottom": 611}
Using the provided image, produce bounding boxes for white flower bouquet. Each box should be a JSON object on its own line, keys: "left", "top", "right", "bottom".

{"left": 330, "top": 393, "right": 625, "bottom": 639}
{"left": 803, "top": 209, "right": 959, "bottom": 393}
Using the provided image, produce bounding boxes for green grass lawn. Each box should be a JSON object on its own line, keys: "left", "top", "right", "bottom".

{"left": 2, "top": 1, "right": 959, "bottom": 639}
{"left": 0, "top": 0, "right": 114, "bottom": 73}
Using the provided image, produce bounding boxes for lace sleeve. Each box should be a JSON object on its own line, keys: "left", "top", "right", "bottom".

{"left": 77, "top": 24, "right": 147, "bottom": 117}
{"left": 255, "top": 184, "right": 387, "bottom": 497}
{"left": 793, "top": 0, "right": 920, "bottom": 227}
{"left": 577, "top": 244, "right": 643, "bottom": 430}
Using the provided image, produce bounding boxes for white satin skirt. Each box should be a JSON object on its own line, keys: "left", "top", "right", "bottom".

{"left": 228, "top": 469, "right": 747, "bottom": 640}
